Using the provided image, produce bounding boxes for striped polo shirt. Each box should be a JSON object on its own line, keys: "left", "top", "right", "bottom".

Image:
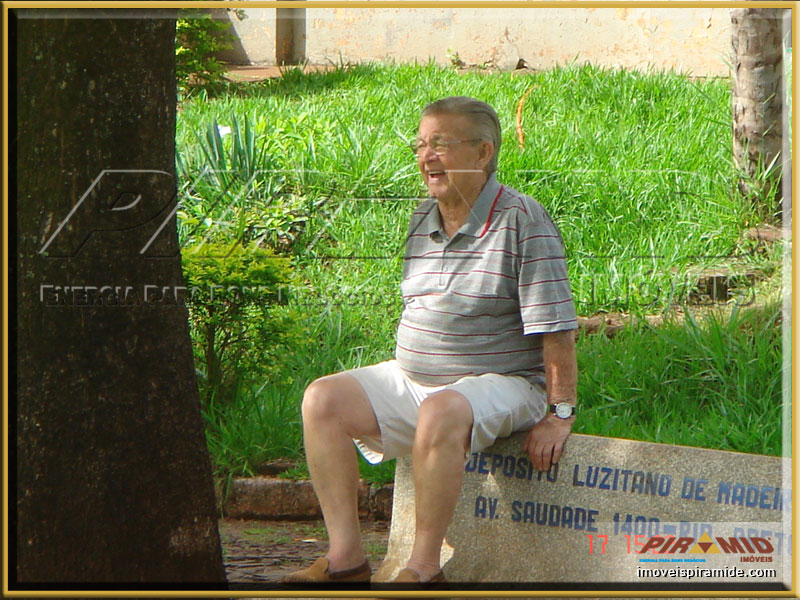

{"left": 395, "top": 172, "right": 577, "bottom": 387}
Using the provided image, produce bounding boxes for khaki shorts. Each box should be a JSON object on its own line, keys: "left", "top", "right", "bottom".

{"left": 347, "top": 359, "right": 548, "bottom": 464}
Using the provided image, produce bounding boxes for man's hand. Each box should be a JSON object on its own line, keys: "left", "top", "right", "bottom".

{"left": 525, "top": 329, "right": 578, "bottom": 472}
{"left": 522, "top": 413, "right": 573, "bottom": 472}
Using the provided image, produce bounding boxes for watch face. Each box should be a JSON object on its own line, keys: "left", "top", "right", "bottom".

{"left": 555, "top": 403, "right": 574, "bottom": 419}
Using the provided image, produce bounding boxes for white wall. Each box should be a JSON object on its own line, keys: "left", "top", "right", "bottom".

{"left": 229, "top": 6, "right": 734, "bottom": 77}
{"left": 215, "top": 6, "right": 278, "bottom": 65}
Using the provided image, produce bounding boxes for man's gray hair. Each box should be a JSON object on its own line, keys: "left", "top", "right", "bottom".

{"left": 421, "top": 96, "right": 502, "bottom": 174}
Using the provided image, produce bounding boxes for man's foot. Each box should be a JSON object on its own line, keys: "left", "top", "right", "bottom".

{"left": 361, "top": 567, "right": 448, "bottom": 600}
{"left": 392, "top": 567, "right": 447, "bottom": 586}
{"left": 281, "top": 557, "right": 371, "bottom": 584}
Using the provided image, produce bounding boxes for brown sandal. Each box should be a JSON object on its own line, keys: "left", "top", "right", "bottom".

{"left": 392, "top": 567, "right": 447, "bottom": 585}
{"left": 368, "top": 568, "right": 448, "bottom": 599}
{"left": 282, "top": 556, "right": 371, "bottom": 584}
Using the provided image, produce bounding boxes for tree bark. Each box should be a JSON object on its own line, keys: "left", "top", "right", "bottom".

{"left": 731, "top": 8, "right": 786, "bottom": 220}
{"left": 14, "top": 10, "right": 226, "bottom": 584}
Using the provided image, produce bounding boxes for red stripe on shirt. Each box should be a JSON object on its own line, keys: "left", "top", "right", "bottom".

{"left": 397, "top": 343, "right": 536, "bottom": 357}
{"left": 405, "top": 305, "right": 519, "bottom": 318}
{"left": 503, "top": 190, "right": 530, "bottom": 214}
{"left": 406, "top": 249, "right": 445, "bottom": 259}
{"left": 519, "top": 233, "right": 559, "bottom": 244}
{"left": 451, "top": 290, "right": 514, "bottom": 300}
{"left": 402, "top": 291, "right": 514, "bottom": 301}
{"left": 404, "top": 271, "right": 473, "bottom": 281}
{"left": 478, "top": 186, "right": 504, "bottom": 238}
{"left": 470, "top": 269, "right": 516, "bottom": 280}
{"left": 521, "top": 256, "right": 561, "bottom": 266}
{"left": 487, "top": 248, "right": 519, "bottom": 258}
{"left": 520, "top": 297, "right": 574, "bottom": 309}
{"left": 405, "top": 269, "right": 516, "bottom": 282}
{"left": 499, "top": 204, "right": 529, "bottom": 216}
{"left": 399, "top": 321, "right": 524, "bottom": 337}
{"left": 519, "top": 277, "right": 569, "bottom": 288}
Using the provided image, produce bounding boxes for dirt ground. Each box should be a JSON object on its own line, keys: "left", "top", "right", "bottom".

{"left": 218, "top": 519, "right": 661, "bottom": 600}
{"left": 219, "top": 517, "right": 389, "bottom": 585}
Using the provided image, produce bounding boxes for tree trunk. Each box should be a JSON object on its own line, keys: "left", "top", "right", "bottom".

{"left": 731, "top": 8, "right": 787, "bottom": 220}
{"left": 14, "top": 10, "right": 226, "bottom": 585}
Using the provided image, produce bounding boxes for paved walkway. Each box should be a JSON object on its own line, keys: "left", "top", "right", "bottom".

{"left": 224, "top": 63, "right": 336, "bottom": 83}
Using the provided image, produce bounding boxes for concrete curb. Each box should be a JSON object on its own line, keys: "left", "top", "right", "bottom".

{"left": 221, "top": 476, "right": 393, "bottom": 521}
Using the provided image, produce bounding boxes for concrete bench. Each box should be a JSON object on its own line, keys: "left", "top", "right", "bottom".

{"left": 374, "top": 432, "right": 791, "bottom": 589}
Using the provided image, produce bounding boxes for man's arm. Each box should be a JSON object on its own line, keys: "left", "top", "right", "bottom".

{"left": 522, "top": 328, "right": 577, "bottom": 471}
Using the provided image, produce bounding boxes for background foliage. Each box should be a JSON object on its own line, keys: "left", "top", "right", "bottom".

{"left": 176, "top": 8, "right": 245, "bottom": 91}
{"left": 175, "top": 63, "right": 785, "bottom": 484}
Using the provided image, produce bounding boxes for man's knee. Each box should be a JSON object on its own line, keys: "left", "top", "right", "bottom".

{"left": 416, "top": 391, "right": 473, "bottom": 450}
{"left": 301, "top": 377, "right": 340, "bottom": 422}
{"left": 302, "top": 375, "right": 379, "bottom": 438}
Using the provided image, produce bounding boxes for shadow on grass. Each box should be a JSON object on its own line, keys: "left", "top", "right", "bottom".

{"left": 192, "top": 63, "right": 388, "bottom": 100}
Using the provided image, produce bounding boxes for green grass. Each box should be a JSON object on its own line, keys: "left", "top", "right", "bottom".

{"left": 206, "top": 297, "right": 784, "bottom": 485}
{"left": 176, "top": 62, "right": 785, "bottom": 484}
{"left": 242, "top": 527, "right": 292, "bottom": 545}
{"left": 178, "top": 61, "right": 760, "bottom": 316}
{"left": 365, "top": 540, "right": 389, "bottom": 561}
{"left": 200, "top": 301, "right": 398, "bottom": 485}
{"left": 575, "top": 301, "right": 783, "bottom": 456}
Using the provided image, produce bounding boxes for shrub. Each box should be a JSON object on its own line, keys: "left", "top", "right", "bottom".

{"left": 176, "top": 8, "right": 243, "bottom": 91}
{"left": 182, "top": 241, "right": 298, "bottom": 404}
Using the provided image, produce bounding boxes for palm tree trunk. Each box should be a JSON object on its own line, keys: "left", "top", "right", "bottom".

{"left": 731, "top": 8, "right": 787, "bottom": 220}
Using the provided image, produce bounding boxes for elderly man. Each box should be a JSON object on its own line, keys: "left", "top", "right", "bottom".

{"left": 283, "top": 96, "right": 578, "bottom": 586}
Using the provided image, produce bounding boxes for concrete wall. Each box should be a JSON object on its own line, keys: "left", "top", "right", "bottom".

{"left": 228, "top": 6, "right": 735, "bottom": 77}
{"left": 214, "top": 6, "right": 278, "bottom": 65}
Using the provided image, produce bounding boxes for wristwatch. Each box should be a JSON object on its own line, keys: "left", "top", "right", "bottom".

{"left": 549, "top": 402, "right": 576, "bottom": 419}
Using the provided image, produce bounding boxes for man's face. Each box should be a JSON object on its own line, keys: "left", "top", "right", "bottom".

{"left": 416, "top": 113, "right": 492, "bottom": 205}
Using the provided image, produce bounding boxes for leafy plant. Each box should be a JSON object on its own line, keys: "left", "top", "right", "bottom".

{"left": 176, "top": 7, "right": 243, "bottom": 92}
{"left": 203, "top": 379, "right": 305, "bottom": 481}
{"left": 182, "top": 241, "right": 296, "bottom": 405}
{"left": 177, "top": 113, "right": 316, "bottom": 250}
{"left": 446, "top": 48, "right": 465, "bottom": 68}
{"left": 735, "top": 146, "right": 784, "bottom": 223}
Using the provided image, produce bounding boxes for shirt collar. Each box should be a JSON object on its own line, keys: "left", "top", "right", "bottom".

{"left": 417, "top": 172, "right": 501, "bottom": 240}
{"left": 459, "top": 172, "right": 500, "bottom": 238}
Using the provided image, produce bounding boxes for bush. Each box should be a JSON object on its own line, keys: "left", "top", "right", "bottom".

{"left": 176, "top": 8, "right": 242, "bottom": 91}
{"left": 182, "top": 241, "right": 299, "bottom": 404}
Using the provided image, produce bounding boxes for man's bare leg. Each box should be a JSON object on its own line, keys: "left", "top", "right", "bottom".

{"left": 404, "top": 390, "right": 473, "bottom": 581}
{"left": 301, "top": 373, "right": 381, "bottom": 571}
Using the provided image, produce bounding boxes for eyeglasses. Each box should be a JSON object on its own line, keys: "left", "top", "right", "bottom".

{"left": 409, "top": 138, "right": 481, "bottom": 157}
